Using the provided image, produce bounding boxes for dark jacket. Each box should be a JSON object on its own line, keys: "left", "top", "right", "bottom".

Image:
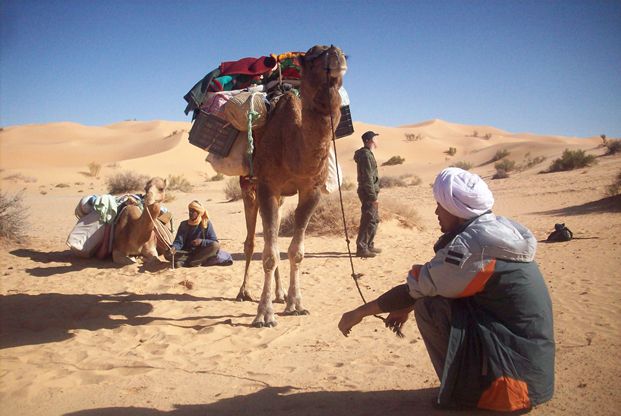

{"left": 408, "top": 213, "right": 554, "bottom": 411}
{"left": 354, "top": 146, "right": 380, "bottom": 201}
{"left": 172, "top": 220, "right": 218, "bottom": 251}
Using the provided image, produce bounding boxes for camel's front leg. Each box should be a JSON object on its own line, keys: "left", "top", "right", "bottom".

{"left": 252, "top": 186, "right": 280, "bottom": 327}
{"left": 284, "top": 188, "right": 320, "bottom": 316}
{"left": 238, "top": 183, "right": 259, "bottom": 302}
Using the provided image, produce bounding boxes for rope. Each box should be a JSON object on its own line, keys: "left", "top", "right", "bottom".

{"left": 325, "top": 67, "right": 404, "bottom": 338}
{"left": 145, "top": 204, "right": 175, "bottom": 270}
{"left": 246, "top": 93, "right": 259, "bottom": 177}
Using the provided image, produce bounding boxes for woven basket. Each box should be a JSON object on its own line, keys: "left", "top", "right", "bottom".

{"left": 223, "top": 92, "right": 268, "bottom": 131}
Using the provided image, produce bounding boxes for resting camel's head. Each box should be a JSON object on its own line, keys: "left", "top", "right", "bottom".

{"left": 300, "top": 45, "right": 347, "bottom": 90}
{"left": 144, "top": 177, "right": 167, "bottom": 205}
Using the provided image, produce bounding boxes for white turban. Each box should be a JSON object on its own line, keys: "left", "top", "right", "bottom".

{"left": 433, "top": 168, "right": 494, "bottom": 219}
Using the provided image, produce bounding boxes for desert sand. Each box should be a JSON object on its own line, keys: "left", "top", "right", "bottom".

{"left": 1, "top": 119, "right": 620, "bottom": 415}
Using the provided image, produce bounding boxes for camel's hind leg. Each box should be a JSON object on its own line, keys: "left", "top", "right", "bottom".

{"left": 252, "top": 184, "right": 280, "bottom": 327}
{"left": 284, "top": 188, "right": 320, "bottom": 316}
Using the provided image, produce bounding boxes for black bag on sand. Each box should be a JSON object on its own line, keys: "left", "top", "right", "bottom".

{"left": 546, "top": 223, "right": 573, "bottom": 242}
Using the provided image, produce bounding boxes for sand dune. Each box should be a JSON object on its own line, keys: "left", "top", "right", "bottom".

{"left": 1, "top": 118, "right": 620, "bottom": 415}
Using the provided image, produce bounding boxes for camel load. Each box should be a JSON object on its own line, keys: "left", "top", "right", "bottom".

{"left": 66, "top": 178, "right": 173, "bottom": 264}
{"left": 182, "top": 49, "right": 353, "bottom": 183}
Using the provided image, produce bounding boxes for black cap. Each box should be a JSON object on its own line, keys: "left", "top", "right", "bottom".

{"left": 362, "top": 131, "right": 379, "bottom": 142}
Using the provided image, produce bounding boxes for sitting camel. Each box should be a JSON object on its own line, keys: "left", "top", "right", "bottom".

{"left": 112, "top": 177, "right": 167, "bottom": 265}
{"left": 237, "top": 45, "right": 348, "bottom": 327}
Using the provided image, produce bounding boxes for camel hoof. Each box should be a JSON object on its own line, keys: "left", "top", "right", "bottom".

{"left": 274, "top": 297, "right": 286, "bottom": 304}
{"left": 283, "top": 309, "right": 310, "bottom": 316}
{"left": 236, "top": 292, "right": 253, "bottom": 302}
{"left": 251, "top": 320, "right": 277, "bottom": 328}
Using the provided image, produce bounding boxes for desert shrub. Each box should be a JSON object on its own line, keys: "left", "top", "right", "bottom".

{"left": 547, "top": 149, "right": 597, "bottom": 172}
{"left": 87, "top": 162, "right": 101, "bottom": 177}
{"left": 106, "top": 162, "right": 120, "bottom": 169}
{"left": 55, "top": 183, "right": 69, "bottom": 188}
{"left": 605, "top": 170, "right": 621, "bottom": 196}
{"left": 380, "top": 175, "right": 408, "bottom": 188}
{"left": 519, "top": 153, "right": 547, "bottom": 171}
{"left": 483, "top": 133, "right": 492, "bottom": 140}
{"left": 208, "top": 173, "right": 225, "bottom": 182}
{"left": 402, "top": 173, "right": 422, "bottom": 186}
{"left": 472, "top": 130, "right": 478, "bottom": 137}
{"left": 494, "top": 158, "right": 516, "bottom": 173}
{"left": 0, "top": 192, "right": 27, "bottom": 242}
{"left": 605, "top": 139, "right": 621, "bottom": 155}
{"left": 451, "top": 161, "right": 473, "bottom": 170}
{"left": 382, "top": 155, "right": 405, "bottom": 166}
{"left": 491, "top": 149, "right": 510, "bottom": 162}
{"left": 107, "top": 171, "right": 149, "bottom": 194}
{"left": 279, "top": 192, "right": 419, "bottom": 237}
{"left": 4, "top": 173, "right": 37, "bottom": 183}
{"left": 167, "top": 174, "right": 193, "bottom": 192}
{"left": 600, "top": 134, "right": 607, "bottom": 146}
{"left": 405, "top": 133, "right": 422, "bottom": 141}
{"left": 492, "top": 169, "right": 509, "bottom": 180}
{"left": 340, "top": 177, "right": 356, "bottom": 191}
{"left": 445, "top": 147, "right": 457, "bottom": 156}
{"left": 224, "top": 177, "right": 242, "bottom": 201}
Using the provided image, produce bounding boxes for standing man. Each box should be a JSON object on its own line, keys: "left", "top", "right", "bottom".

{"left": 354, "top": 130, "right": 381, "bottom": 258}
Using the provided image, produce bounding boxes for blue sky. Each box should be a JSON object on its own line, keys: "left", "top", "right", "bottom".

{"left": 1, "top": 0, "right": 620, "bottom": 137}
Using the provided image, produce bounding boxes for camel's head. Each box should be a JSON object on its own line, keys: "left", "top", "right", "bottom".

{"left": 300, "top": 45, "right": 347, "bottom": 89}
{"left": 144, "top": 177, "right": 167, "bottom": 205}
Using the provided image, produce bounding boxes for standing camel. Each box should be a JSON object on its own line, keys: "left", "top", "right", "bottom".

{"left": 112, "top": 177, "right": 167, "bottom": 265}
{"left": 236, "top": 45, "right": 347, "bottom": 327}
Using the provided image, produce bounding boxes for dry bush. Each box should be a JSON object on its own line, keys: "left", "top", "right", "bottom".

{"left": 207, "top": 173, "right": 225, "bottom": 182}
{"left": 4, "top": 173, "right": 37, "bottom": 183}
{"left": 405, "top": 133, "right": 422, "bottom": 141}
{"left": 279, "top": 192, "right": 420, "bottom": 237}
{"left": 340, "top": 177, "right": 356, "bottom": 191}
{"left": 382, "top": 155, "right": 405, "bottom": 166}
{"left": 0, "top": 192, "right": 27, "bottom": 242}
{"left": 519, "top": 153, "right": 546, "bottom": 171}
{"left": 55, "top": 183, "right": 69, "bottom": 188}
{"left": 606, "top": 170, "right": 621, "bottom": 196}
{"left": 87, "top": 162, "right": 101, "bottom": 177}
{"left": 491, "top": 149, "right": 510, "bottom": 162}
{"left": 107, "top": 171, "right": 149, "bottom": 194}
{"left": 380, "top": 175, "right": 408, "bottom": 188}
{"left": 494, "top": 158, "right": 516, "bottom": 173}
{"left": 167, "top": 174, "right": 193, "bottom": 192}
{"left": 547, "top": 149, "right": 597, "bottom": 172}
{"left": 224, "top": 177, "right": 242, "bottom": 201}
{"left": 492, "top": 169, "right": 509, "bottom": 180}
{"left": 445, "top": 147, "right": 457, "bottom": 156}
{"left": 605, "top": 139, "right": 621, "bottom": 155}
{"left": 451, "top": 161, "right": 473, "bottom": 170}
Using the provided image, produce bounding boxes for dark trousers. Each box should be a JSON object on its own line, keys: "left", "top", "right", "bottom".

{"left": 356, "top": 199, "right": 379, "bottom": 252}
{"left": 166, "top": 242, "right": 220, "bottom": 267}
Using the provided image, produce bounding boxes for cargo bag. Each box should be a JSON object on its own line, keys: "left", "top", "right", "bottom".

{"left": 66, "top": 211, "right": 106, "bottom": 258}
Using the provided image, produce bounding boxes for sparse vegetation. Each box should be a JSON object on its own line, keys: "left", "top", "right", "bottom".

{"left": 223, "top": 177, "right": 242, "bottom": 201}
{"left": 451, "top": 161, "right": 473, "bottom": 170}
{"left": 0, "top": 191, "right": 27, "bottom": 242}
{"left": 472, "top": 130, "right": 478, "bottom": 138}
{"left": 3, "top": 173, "right": 37, "bottom": 183}
{"left": 382, "top": 155, "right": 405, "bottom": 166}
{"left": 340, "top": 177, "right": 356, "bottom": 191}
{"left": 605, "top": 170, "right": 621, "bottom": 196}
{"left": 494, "top": 158, "right": 516, "bottom": 173}
{"left": 87, "top": 162, "right": 101, "bottom": 177}
{"left": 405, "top": 133, "right": 422, "bottom": 141}
{"left": 491, "top": 149, "right": 510, "bottom": 162}
{"left": 107, "top": 171, "right": 149, "bottom": 194}
{"left": 492, "top": 169, "right": 509, "bottom": 180}
{"left": 279, "top": 192, "right": 419, "bottom": 237}
{"left": 600, "top": 134, "right": 607, "bottom": 146}
{"left": 605, "top": 139, "right": 621, "bottom": 155}
{"left": 547, "top": 149, "right": 597, "bottom": 172}
{"left": 445, "top": 147, "right": 457, "bottom": 156}
{"left": 55, "top": 183, "right": 69, "bottom": 188}
{"left": 483, "top": 133, "right": 492, "bottom": 140}
{"left": 519, "top": 153, "right": 546, "bottom": 171}
{"left": 207, "top": 173, "right": 225, "bottom": 182}
{"left": 167, "top": 174, "right": 193, "bottom": 192}
{"left": 106, "top": 162, "right": 120, "bottom": 169}
{"left": 379, "top": 176, "right": 407, "bottom": 188}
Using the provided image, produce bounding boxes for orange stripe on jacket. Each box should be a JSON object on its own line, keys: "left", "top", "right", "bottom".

{"left": 457, "top": 259, "right": 496, "bottom": 297}
{"left": 478, "top": 376, "right": 531, "bottom": 411}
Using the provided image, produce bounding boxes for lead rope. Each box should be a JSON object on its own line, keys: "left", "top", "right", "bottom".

{"left": 145, "top": 204, "right": 175, "bottom": 270}
{"left": 325, "top": 59, "right": 403, "bottom": 338}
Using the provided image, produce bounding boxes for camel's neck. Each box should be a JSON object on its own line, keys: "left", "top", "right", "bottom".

{"left": 140, "top": 201, "right": 160, "bottom": 229}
